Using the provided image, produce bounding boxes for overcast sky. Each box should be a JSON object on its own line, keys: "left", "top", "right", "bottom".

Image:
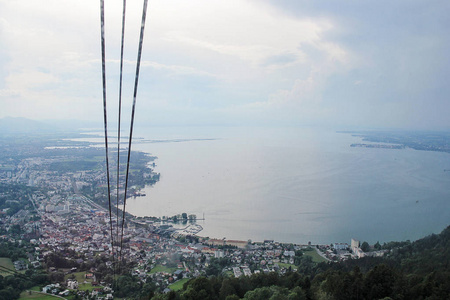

{"left": 1, "top": 0, "right": 449, "bottom": 130}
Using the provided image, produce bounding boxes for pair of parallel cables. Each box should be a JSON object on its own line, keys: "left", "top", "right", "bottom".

{"left": 100, "top": 0, "right": 149, "bottom": 279}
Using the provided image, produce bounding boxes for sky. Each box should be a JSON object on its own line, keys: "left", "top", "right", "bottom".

{"left": 0, "top": 0, "right": 449, "bottom": 130}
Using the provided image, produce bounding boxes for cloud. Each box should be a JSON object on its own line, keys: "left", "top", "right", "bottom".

{"left": 6, "top": 71, "right": 59, "bottom": 89}
{"left": 0, "top": 89, "right": 19, "bottom": 98}
{"left": 158, "top": 2, "right": 343, "bottom": 73}
{"left": 261, "top": 53, "right": 299, "bottom": 68}
{"left": 121, "top": 59, "right": 216, "bottom": 78}
{"left": 0, "top": 0, "right": 449, "bottom": 129}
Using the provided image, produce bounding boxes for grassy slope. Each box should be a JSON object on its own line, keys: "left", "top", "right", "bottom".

{"left": 149, "top": 264, "right": 180, "bottom": 274}
{"left": 303, "top": 248, "right": 327, "bottom": 263}
{"left": 168, "top": 278, "right": 190, "bottom": 291}
{"left": 0, "top": 257, "right": 15, "bottom": 275}
{"left": 19, "top": 291, "right": 61, "bottom": 299}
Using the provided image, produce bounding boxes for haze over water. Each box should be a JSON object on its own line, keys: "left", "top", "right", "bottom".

{"left": 126, "top": 126, "right": 450, "bottom": 245}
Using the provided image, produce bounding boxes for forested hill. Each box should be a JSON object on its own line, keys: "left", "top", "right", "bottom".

{"left": 329, "top": 225, "right": 450, "bottom": 275}
{"left": 394, "top": 225, "right": 450, "bottom": 275}
{"left": 149, "top": 226, "right": 450, "bottom": 300}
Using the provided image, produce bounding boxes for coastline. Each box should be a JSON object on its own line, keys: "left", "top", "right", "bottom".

{"left": 74, "top": 127, "right": 450, "bottom": 245}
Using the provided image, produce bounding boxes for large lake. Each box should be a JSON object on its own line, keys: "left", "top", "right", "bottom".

{"left": 120, "top": 126, "right": 450, "bottom": 245}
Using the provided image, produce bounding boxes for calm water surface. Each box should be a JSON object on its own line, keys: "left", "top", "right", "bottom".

{"left": 123, "top": 126, "right": 450, "bottom": 244}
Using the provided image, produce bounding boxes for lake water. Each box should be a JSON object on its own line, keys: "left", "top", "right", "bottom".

{"left": 120, "top": 126, "right": 450, "bottom": 245}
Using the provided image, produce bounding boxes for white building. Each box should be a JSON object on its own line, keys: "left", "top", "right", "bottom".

{"left": 351, "top": 239, "right": 360, "bottom": 250}
{"left": 215, "top": 250, "right": 225, "bottom": 258}
{"left": 333, "top": 243, "right": 349, "bottom": 250}
{"left": 351, "top": 239, "right": 365, "bottom": 258}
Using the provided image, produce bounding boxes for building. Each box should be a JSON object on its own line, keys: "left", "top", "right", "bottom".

{"left": 351, "top": 239, "right": 360, "bottom": 253}
{"left": 333, "top": 243, "right": 349, "bottom": 250}
{"left": 67, "top": 280, "right": 78, "bottom": 289}
{"left": 14, "top": 260, "right": 28, "bottom": 271}
{"left": 351, "top": 239, "right": 365, "bottom": 258}
{"left": 208, "top": 238, "right": 225, "bottom": 247}
{"left": 351, "top": 239, "right": 360, "bottom": 250}
{"left": 354, "top": 247, "right": 366, "bottom": 258}
{"left": 226, "top": 240, "right": 248, "bottom": 249}
{"left": 215, "top": 250, "right": 225, "bottom": 258}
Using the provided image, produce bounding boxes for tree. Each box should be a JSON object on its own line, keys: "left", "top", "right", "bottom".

{"left": 244, "top": 286, "right": 290, "bottom": 300}
{"left": 243, "top": 286, "right": 273, "bottom": 300}
{"left": 374, "top": 241, "right": 381, "bottom": 250}
{"left": 139, "top": 281, "right": 157, "bottom": 299}
{"left": 288, "top": 286, "right": 306, "bottom": 300}
{"left": 31, "top": 273, "right": 49, "bottom": 286}
{"left": 219, "top": 279, "right": 237, "bottom": 300}
{"left": 114, "top": 275, "right": 141, "bottom": 298}
{"left": 9, "top": 224, "right": 22, "bottom": 235}
{"left": 181, "top": 277, "right": 215, "bottom": 300}
{"left": 49, "top": 272, "right": 65, "bottom": 283}
{"left": 363, "top": 264, "right": 397, "bottom": 300}
{"left": 205, "top": 262, "right": 221, "bottom": 276}
{"left": 361, "top": 241, "right": 370, "bottom": 252}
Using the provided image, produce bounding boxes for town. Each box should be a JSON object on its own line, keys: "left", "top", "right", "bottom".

{"left": 0, "top": 136, "right": 390, "bottom": 299}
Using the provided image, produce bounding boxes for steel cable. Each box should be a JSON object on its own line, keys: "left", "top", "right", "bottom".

{"left": 119, "top": 0, "right": 149, "bottom": 268}
{"left": 100, "top": 0, "right": 116, "bottom": 281}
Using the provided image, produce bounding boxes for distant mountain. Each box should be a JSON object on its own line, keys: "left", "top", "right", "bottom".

{"left": 0, "top": 117, "right": 54, "bottom": 133}
{"left": 0, "top": 117, "right": 101, "bottom": 135}
{"left": 41, "top": 119, "right": 102, "bottom": 131}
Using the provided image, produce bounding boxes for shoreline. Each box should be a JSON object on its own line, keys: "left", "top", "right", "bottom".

{"left": 73, "top": 128, "right": 450, "bottom": 246}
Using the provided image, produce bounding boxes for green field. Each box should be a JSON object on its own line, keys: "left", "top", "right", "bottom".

{"left": 149, "top": 265, "right": 180, "bottom": 274}
{"left": 0, "top": 257, "right": 15, "bottom": 275}
{"left": 168, "top": 278, "right": 190, "bottom": 291}
{"left": 64, "top": 271, "right": 102, "bottom": 291}
{"left": 303, "top": 248, "right": 327, "bottom": 263}
{"left": 224, "top": 270, "right": 233, "bottom": 277}
{"left": 64, "top": 271, "right": 86, "bottom": 282}
{"left": 19, "top": 291, "right": 61, "bottom": 299}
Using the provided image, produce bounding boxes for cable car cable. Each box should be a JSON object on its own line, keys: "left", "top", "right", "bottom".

{"left": 99, "top": 0, "right": 116, "bottom": 281}
{"left": 119, "top": 0, "right": 149, "bottom": 267}
{"left": 115, "top": 0, "right": 127, "bottom": 279}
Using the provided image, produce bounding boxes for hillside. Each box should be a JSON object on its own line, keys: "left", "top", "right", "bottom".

{"left": 0, "top": 117, "right": 100, "bottom": 136}
{"left": 148, "top": 226, "right": 450, "bottom": 300}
